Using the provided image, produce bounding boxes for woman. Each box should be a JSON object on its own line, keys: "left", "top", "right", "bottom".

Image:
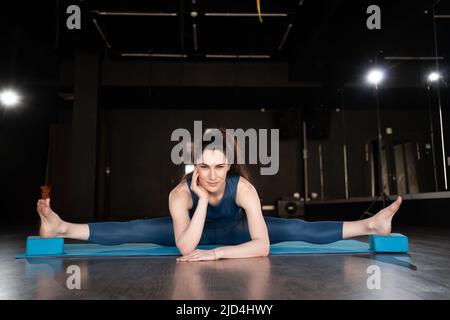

{"left": 36, "top": 128, "right": 402, "bottom": 262}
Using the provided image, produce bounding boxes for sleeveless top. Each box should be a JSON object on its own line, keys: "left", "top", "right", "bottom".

{"left": 186, "top": 174, "right": 243, "bottom": 223}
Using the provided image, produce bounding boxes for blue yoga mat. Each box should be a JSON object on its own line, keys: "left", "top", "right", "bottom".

{"left": 16, "top": 239, "right": 373, "bottom": 259}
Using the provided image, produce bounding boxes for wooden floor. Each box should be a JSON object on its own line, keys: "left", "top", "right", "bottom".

{"left": 1, "top": 225, "right": 450, "bottom": 299}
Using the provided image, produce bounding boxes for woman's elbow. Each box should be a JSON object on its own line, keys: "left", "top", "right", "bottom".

{"left": 260, "top": 240, "right": 270, "bottom": 257}
{"left": 177, "top": 247, "right": 191, "bottom": 256}
{"left": 176, "top": 243, "right": 195, "bottom": 256}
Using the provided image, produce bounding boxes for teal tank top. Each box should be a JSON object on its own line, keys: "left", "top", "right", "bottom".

{"left": 187, "top": 174, "right": 243, "bottom": 223}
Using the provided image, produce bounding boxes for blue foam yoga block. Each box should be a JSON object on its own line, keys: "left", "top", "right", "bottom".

{"left": 26, "top": 236, "right": 64, "bottom": 256}
{"left": 369, "top": 233, "right": 408, "bottom": 253}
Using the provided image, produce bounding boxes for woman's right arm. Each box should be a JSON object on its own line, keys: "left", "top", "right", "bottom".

{"left": 168, "top": 188, "right": 208, "bottom": 255}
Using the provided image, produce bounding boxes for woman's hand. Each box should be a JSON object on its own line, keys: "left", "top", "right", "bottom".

{"left": 176, "top": 249, "right": 219, "bottom": 262}
{"left": 190, "top": 167, "right": 209, "bottom": 200}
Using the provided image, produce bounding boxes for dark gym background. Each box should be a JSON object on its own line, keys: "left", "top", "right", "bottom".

{"left": 1, "top": 0, "right": 449, "bottom": 228}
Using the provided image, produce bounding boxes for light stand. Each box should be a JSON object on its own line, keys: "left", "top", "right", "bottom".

{"left": 432, "top": 4, "right": 448, "bottom": 190}
{"left": 374, "top": 84, "right": 390, "bottom": 208}
{"left": 426, "top": 81, "right": 439, "bottom": 191}
{"left": 0, "top": 107, "right": 3, "bottom": 206}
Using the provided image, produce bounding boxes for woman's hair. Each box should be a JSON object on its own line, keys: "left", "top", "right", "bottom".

{"left": 179, "top": 127, "right": 251, "bottom": 183}
{"left": 179, "top": 127, "right": 251, "bottom": 223}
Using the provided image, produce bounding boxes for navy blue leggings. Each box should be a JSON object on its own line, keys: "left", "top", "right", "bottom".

{"left": 88, "top": 216, "right": 343, "bottom": 246}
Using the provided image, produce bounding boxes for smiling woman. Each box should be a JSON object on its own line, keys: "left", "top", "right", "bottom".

{"left": 180, "top": 127, "right": 251, "bottom": 209}
{"left": 171, "top": 121, "right": 279, "bottom": 175}
{"left": 36, "top": 126, "right": 403, "bottom": 262}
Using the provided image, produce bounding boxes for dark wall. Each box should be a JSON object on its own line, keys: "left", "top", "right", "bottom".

{"left": 103, "top": 109, "right": 302, "bottom": 218}
{"left": 306, "top": 87, "right": 450, "bottom": 200}
{"left": 307, "top": 107, "right": 437, "bottom": 199}
{"left": 0, "top": 89, "right": 57, "bottom": 225}
{"left": 2, "top": 86, "right": 450, "bottom": 227}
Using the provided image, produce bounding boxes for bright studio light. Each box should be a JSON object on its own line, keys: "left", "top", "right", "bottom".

{"left": 366, "top": 69, "right": 384, "bottom": 86}
{"left": 428, "top": 72, "right": 441, "bottom": 82}
{"left": 0, "top": 89, "right": 20, "bottom": 107}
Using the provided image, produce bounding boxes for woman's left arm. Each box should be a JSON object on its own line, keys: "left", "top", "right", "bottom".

{"left": 177, "top": 179, "right": 270, "bottom": 261}
{"left": 215, "top": 180, "right": 270, "bottom": 259}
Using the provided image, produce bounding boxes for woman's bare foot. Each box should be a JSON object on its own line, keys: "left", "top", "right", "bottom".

{"left": 367, "top": 196, "right": 403, "bottom": 235}
{"left": 37, "top": 198, "right": 67, "bottom": 238}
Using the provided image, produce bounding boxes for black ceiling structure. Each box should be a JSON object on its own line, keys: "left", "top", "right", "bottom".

{"left": 1, "top": 0, "right": 449, "bottom": 109}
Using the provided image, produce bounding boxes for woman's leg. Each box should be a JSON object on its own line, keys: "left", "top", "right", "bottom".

{"left": 342, "top": 196, "right": 402, "bottom": 239}
{"left": 37, "top": 198, "right": 89, "bottom": 240}
{"left": 87, "top": 217, "right": 177, "bottom": 245}
{"left": 265, "top": 217, "right": 343, "bottom": 244}
{"left": 268, "top": 196, "right": 402, "bottom": 244}
{"left": 216, "top": 218, "right": 343, "bottom": 245}
{"left": 266, "top": 196, "right": 402, "bottom": 244}
{"left": 220, "top": 196, "right": 402, "bottom": 245}
{"left": 37, "top": 198, "right": 211, "bottom": 246}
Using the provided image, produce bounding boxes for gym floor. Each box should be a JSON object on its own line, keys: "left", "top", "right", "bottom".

{"left": 1, "top": 225, "right": 449, "bottom": 300}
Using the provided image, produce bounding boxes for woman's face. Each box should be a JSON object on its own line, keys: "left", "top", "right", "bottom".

{"left": 195, "top": 149, "right": 230, "bottom": 193}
